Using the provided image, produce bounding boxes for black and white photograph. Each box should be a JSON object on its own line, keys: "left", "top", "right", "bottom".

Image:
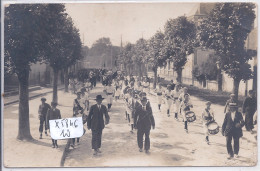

{"left": 1, "top": 0, "right": 258, "bottom": 169}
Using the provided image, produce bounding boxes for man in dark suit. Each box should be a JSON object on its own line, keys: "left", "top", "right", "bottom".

{"left": 222, "top": 103, "right": 245, "bottom": 159}
{"left": 87, "top": 95, "right": 110, "bottom": 155}
{"left": 134, "top": 96, "right": 155, "bottom": 154}
{"left": 242, "top": 90, "right": 257, "bottom": 133}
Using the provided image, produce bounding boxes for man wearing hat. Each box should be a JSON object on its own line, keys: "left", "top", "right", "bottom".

{"left": 222, "top": 103, "right": 245, "bottom": 159}
{"left": 38, "top": 97, "right": 51, "bottom": 139}
{"left": 87, "top": 95, "right": 110, "bottom": 155}
{"left": 242, "top": 90, "right": 257, "bottom": 133}
{"left": 134, "top": 96, "right": 155, "bottom": 154}
{"left": 46, "top": 102, "right": 61, "bottom": 148}
{"left": 224, "top": 94, "right": 237, "bottom": 113}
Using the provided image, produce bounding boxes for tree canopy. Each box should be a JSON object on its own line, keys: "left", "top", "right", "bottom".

{"left": 164, "top": 16, "right": 197, "bottom": 71}
{"left": 197, "top": 3, "right": 256, "bottom": 82}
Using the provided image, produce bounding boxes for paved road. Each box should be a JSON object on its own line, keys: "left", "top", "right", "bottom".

{"left": 64, "top": 83, "right": 257, "bottom": 167}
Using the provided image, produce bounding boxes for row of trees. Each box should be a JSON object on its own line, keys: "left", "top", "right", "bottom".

{"left": 119, "top": 3, "right": 256, "bottom": 99}
{"left": 5, "top": 4, "right": 82, "bottom": 140}
{"left": 119, "top": 15, "right": 197, "bottom": 89}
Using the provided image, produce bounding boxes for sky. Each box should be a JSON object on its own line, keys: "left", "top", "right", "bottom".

{"left": 65, "top": 3, "right": 198, "bottom": 47}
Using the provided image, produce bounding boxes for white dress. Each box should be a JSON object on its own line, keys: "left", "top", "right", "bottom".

{"left": 105, "top": 85, "right": 114, "bottom": 104}
{"left": 165, "top": 90, "right": 174, "bottom": 110}
{"left": 172, "top": 89, "right": 181, "bottom": 113}
{"left": 155, "top": 88, "right": 163, "bottom": 105}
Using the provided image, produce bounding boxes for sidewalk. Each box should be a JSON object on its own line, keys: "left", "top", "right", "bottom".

{"left": 4, "top": 85, "right": 64, "bottom": 106}
{"left": 3, "top": 88, "right": 77, "bottom": 167}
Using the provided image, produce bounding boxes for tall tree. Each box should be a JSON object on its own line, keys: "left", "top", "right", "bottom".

{"left": 147, "top": 31, "right": 167, "bottom": 88}
{"left": 121, "top": 43, "right": 134, "bottom": 76}
{"left": 164, "top": 16, "right": 197, "bottom": 83}
{"left": 5, "top": 4, "right": 48, "bottom": 140}
{"left": 43, "top": 5, "right": 82, "bottom": 103}
{"left": 133, "top": 38, "right": 148, "bottom": 77}
{"left": 197, "top": 3, "right": 256, "bottom": 100}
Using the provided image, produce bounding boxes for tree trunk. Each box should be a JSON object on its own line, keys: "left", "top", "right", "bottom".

{"left": 17, "top": 69, "right": 33, "bottom": 140}
{"left": 64, "top": 67, "right": 69, "bottom": 92}
{"left": 233, "top": 78, "right": 241, "bottom": 102}
{"left": 153, "top": 68, "right": 157, "bottom": 89}
{"left": 176, "top": 68, "right": 182, "bottom": 84}
{"left": 52, "top": 68, "right": 59, "bottom": 103}
{"left": 217, "top": 69, "right": 223, "bottom": 91}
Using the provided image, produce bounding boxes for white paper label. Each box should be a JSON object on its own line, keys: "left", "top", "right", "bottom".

{"left": 49, "top": 117, "right": 84, "bottom": 140}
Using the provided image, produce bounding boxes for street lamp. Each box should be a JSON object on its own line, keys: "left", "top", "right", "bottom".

{"left": 216, "top": 60, "right": 222, "bottom": 91}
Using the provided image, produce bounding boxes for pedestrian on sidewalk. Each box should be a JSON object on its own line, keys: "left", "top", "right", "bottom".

{"left": 201, "top": 101, "right": 214, "bottom": 144}
{"left": 164, "top": 84, "right": 174, "bottom": 117}
{"left": 180, "top": 93, "right": 193, "bottom": 133}
{"left": 222, "top": 103, "right": 245, "bottom": 159}
{"left": 46, "top": 102, "right": 61, "bottom": 148}
{"left": 87, "top": 95, "right": 110, "bottom": 156}
{"left": 224, "top": 94, "right": 237, "bottom": 113}
{"left": 38, "top": 97, "right": 51, "bottom": 139}
{"left": 134, "top": 96, "right": 155, "bottom": 154}
{"left": 242, "top": 90, "right": 257, "bottom": 133}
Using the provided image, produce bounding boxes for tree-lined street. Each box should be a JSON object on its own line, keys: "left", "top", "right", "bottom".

{"left": 3, "top": 2, "right": 257, "bottom": 169}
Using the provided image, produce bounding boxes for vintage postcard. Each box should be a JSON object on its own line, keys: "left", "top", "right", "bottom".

{"left": 1, "top": 0, "right": 258, "bottom": 169}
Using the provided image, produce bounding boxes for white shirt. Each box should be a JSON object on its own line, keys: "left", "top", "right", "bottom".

{"left": 231, "top": 111, "right": 236, "bottom": 121}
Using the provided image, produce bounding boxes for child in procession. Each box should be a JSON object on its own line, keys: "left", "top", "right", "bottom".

{"left": 201, "top": 101, "right": 215, "bottom": 144}
{"left": 155, "top": 83, "right": 163, "bottom": 112}
{"left": 164, "top": 84, "right": 174, "bottom": 117}
{"left": 180, "top": 93, "right": 193, "bottom": 133}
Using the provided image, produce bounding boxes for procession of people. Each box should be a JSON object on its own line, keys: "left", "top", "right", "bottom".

{"left": 38, "top": 69, "right": 257, "bottom": 159}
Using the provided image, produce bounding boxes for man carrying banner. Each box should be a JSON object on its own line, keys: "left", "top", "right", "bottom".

{"left": 87, "top": 95, "right": 110, "bottom": 156}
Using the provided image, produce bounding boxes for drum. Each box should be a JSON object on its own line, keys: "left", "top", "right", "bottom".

{"left": 185, "top": 111, "right": 196, "bottom": 122}
{"left": 207, "top": 121, "right": 219, "bottom": 135}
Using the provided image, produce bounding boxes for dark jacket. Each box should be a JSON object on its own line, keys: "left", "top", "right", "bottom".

{"left": 242, "top": 97, "right": 257, "bottom": 114}
{"left": 134, "top": 102, "right": 155, "bottom": 131}
{"left": 222, "top": 111, "right": 245, "bottom": 137}
{"left": 87, "top": 104, "right": 110, "bottom": 130}
{"left": 46, "top": 108, "right": 61, "bottom": 129}
{"left": 38, "top": 103, "right": 51, "bottom": 118}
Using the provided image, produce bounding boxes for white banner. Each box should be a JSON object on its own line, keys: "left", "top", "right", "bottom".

{"left": 49, "top": 117, "right": 84, "bottom": 140}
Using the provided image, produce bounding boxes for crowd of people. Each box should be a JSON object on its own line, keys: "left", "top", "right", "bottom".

{"left": 37, "top": 70, "right": 257, "bottom": 159}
